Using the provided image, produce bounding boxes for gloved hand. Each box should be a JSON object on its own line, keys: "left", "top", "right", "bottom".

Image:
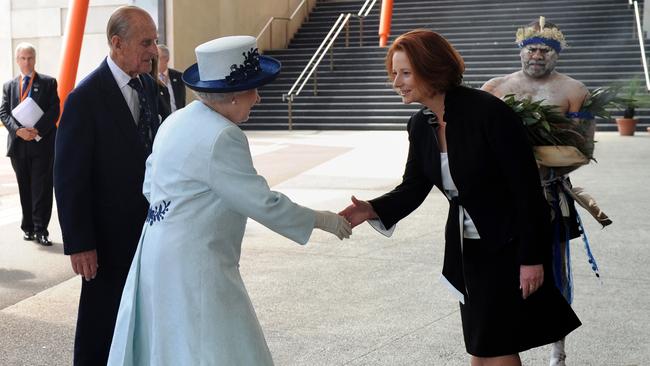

{"left": 314, "top": 210, "right": 352, "bottom": 240}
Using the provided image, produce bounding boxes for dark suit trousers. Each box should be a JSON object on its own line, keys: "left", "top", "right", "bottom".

{"left": 73, "top": 266, "right": 130, "bottom": 366}
{"left": 10, "top": 153, "right": 53, "bottom": 234}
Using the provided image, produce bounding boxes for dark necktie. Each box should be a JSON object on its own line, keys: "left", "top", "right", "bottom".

{"left": 22, "top": 76, "right": 31, "bottom": 96}
{"left": 127, "top": 77, "right": 153, "bottom": 155}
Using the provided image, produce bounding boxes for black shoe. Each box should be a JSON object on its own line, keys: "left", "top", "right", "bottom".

{"left": 36, "top": 234, "right": 52, "bottom": 246}
{"left": 23, "top": 231, "right": 35, "bottom": 241}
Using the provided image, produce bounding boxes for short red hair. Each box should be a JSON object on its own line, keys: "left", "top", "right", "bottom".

{"left": 386, "top": 29, "right": 465, "bottom": 93}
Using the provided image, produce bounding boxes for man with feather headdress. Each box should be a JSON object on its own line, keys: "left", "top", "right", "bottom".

{"left": 482, "top": 17, "right": 610, "bottom": 366}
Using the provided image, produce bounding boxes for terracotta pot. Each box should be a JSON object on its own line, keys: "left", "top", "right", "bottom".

{"left": 615, "top": 118, "right": 637, "bottom": 136}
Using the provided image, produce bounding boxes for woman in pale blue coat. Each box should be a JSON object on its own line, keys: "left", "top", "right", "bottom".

{"left": 107, "top": 36, "right": 351, "bottom": 366}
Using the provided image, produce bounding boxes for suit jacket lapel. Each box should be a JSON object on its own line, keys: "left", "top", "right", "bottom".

{"left": 11, "top": 76, "right": 20, "bottom": 108}
{"left": 419, "top": 110, "right": 442, "bottom": 186}
{"left": 135, "top": 74, "right": 157, "bottom": 138}
{"left": 430, "top": 131, "right": 442, "bottom": 186}
{"left": 98, "top": 59, "right": 142, "bottom": 153}
{"left": 30, "top": 74, "right": 41, "bottom": 102}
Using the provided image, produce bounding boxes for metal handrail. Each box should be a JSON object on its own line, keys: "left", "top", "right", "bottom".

{"left": 358, "top": 0, "right": 378, "bottom": 17}
{"left": 355, "top": 0, "right": 379, "bottom": 46}
{"left": 632, "top": 0, "right": 650, "bottom": 90}
{"left": 282, "top": 13, "right": 352, "bottom": 129}
{"left": 256, "top": 0, "right": 311, "bottom": 50}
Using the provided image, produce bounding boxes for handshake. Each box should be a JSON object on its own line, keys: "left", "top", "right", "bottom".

{"left": 314, "top": 210, "right": 351, "bottom": 240}
{"left": 313, "top": 196, "right": 378, "bottom": 240}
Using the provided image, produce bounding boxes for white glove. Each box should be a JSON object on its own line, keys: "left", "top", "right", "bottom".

{"left": 314, "top": 210, "right": 352, "bottom": 240}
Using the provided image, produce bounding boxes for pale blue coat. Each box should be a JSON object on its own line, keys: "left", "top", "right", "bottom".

{"left": 107, "top": 101, "right": 316, "bottom": 365}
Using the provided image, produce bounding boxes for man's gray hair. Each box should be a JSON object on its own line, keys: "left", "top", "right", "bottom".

{"left": 106, "top": 6, "right": 144, "bottom": 47}
{"left": 157, "top": 44, "right": 170, "bottom": 58}
{"left": 15, "top": 42, "right": 36, "bottom": 57}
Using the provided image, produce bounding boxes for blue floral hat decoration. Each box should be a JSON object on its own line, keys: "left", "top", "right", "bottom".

{"left": 182, "top": 35, "right": 281, "bottom": 92}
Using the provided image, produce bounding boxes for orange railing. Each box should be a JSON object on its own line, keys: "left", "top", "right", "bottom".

{"left": 378, "top": 0, "right": 393, "bottom": 47}
{"left": 56, "top": 0, "right": 89, "bottom": 122}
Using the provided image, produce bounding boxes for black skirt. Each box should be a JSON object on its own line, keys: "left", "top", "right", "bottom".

{"left": 454, "top": 238, "right": 581, "bottom": 357}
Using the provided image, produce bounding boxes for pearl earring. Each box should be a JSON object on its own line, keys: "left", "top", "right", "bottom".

{"left": 231, "top": 99, "right": 236, "bottom": 105}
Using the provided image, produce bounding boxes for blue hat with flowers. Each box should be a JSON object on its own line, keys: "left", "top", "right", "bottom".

{"left": 182, "top": 35, "right": 281, "bottom": 93}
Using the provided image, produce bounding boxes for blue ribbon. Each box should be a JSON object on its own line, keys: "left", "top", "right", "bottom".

{"left": 548, "top": 177, "right": 603, "bottom": 305}
{"left": 576, "top": 211, "right": 602, "bottom": 281}
{"left": 566, "top": 111, "right": 594, "bottom": 119}
{"left": 519, "top": 37, "right": 562, "bottom": 53}
{"left": 550, "top": 177, "right": 573, "bottom": 304}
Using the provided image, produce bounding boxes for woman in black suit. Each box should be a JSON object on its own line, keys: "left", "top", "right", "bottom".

{"left": 339, "top": 29, "right": 581, "bottom": 366}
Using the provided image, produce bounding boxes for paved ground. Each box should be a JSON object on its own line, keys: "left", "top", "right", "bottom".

{"left": 0, "top": 127, "right": 649, "bottom": 365}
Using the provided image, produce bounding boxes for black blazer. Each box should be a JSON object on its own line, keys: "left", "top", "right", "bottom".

{"left": 370, "top": 86, "right": 552, "bottom": 265}
{"left": 0, "top": 73, "right": 60, "bottom": 157}
{"left": 168, "top": 68, "right": 186, "bottom": 109}
{"left": 54, "top": 58, "right": 159, "bottom": 267}
{"left": 157, "top": 81, "right": 171, "bottom": 121}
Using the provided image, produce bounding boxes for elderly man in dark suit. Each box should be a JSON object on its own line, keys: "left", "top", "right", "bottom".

{"left": 156, "top": 44, "right": 186, "bottom": 113}
{"left": 54, "top": 6, "right": 159, "bottom": 365}
{"left": 0, "top": 42, "right": 59, "bottom": 246}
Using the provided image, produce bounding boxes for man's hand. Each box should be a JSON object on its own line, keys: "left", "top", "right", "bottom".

{"left": 70, "top": 249, "right": 99, "bottom": 281}
{"left": 16, "top": 127, "right": 38, "bottom": 141}
{"left": 338, "top": 195, "right": 378, "bottom": 228}
{"left": 520, "top": 264, "right": 544, "bottom": 299}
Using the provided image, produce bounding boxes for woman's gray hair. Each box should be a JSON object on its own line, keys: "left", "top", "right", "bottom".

{"left": 15, "top": 42, "right": 36, "bottom": 57}
{"left": 193, "top": 90, "right": 246, "bottom": 103}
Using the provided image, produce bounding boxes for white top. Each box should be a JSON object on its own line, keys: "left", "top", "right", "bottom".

{"left": 440, "top": 153, "right": 480, "bottom": 239}
{"left": 107, "top": 55, "right": 140, "bottom": 123}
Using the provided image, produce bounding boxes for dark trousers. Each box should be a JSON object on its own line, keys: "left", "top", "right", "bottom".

{"left": 10, "top": 154, "right": 53, "bottom": 235}
{"left": 73, "top": 266, "right": 130, "bottom": 366}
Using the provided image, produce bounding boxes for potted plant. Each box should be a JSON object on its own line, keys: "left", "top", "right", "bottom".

{"left": 615, "top": 78, "right": 649, "bottom": 136}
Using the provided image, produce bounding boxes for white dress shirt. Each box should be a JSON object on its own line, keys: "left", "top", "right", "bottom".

{"left": 107, "top": 56, "right": 140, "bottom": 123}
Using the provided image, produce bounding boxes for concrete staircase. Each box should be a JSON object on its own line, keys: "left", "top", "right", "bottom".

{"left": 246, "top": 0, "right": 649, "bottom": 130}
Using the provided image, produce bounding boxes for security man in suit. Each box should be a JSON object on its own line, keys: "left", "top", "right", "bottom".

{"left": 156, "top": 44, "right": 186, "bottom": 113}
{"left": 53, "top": 6, "right": 159, "bottom": 365}
{"left": 0, "top": 42, "right": 60, "bottom": 246}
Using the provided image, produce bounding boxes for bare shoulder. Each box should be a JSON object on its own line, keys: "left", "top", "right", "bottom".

{"left": 481, "top": 72, "right": 519, "bottom": 96}
{"left": 480, "top": 76, "right": 504, "bottom": 92}
{"left": 556, "top": 73, "right": 588, "bottom": 94}
{"left": 555, "top": 73, "right": 589, "bottom": 111}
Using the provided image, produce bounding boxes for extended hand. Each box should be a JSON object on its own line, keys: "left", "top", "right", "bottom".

{"left": 314, "top": 210, "right": 352, "bottom": 240}
{"left": 338, "top": 196, "right": 378, "bottom": 228}
{"left": 520, "top": 264, "right": 544, "bottom": 299}
{"left": 70, "top": 249, "right": 99, "bottom": 281}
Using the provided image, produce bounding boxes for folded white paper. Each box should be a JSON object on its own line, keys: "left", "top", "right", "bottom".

{"left": 11, "top": 97, "right": 44, "bottom": 128}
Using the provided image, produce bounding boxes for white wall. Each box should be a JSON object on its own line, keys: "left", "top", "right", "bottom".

{"left": 0, "top": 0, "right": 14, "bottom": 83}
{"left": 3, "top": 0, "right": 127, "bottom": 85}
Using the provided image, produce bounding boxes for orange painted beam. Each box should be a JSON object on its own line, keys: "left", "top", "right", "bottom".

{"left": 57, "top": 0, "right": 89, "bottom": 124}
{"left": 378, "top": 0, "right": 393, "bottom": 47}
